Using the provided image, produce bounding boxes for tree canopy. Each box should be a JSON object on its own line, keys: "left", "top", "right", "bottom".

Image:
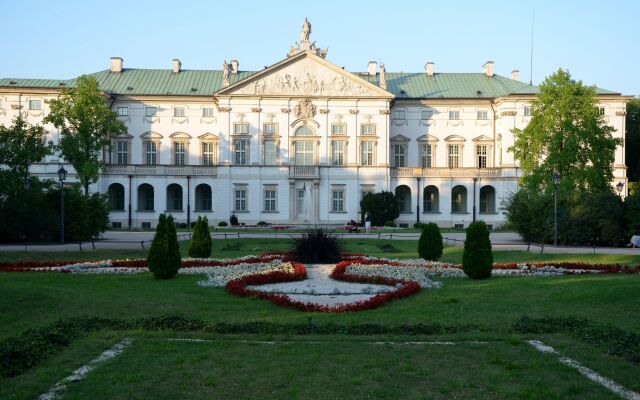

{"left": 44, "top": 75, "right": 127, "bottom": 194}
{"left": 0, "top": 115, "right": 54, "bottom": 179}
{"left": 510, "top": 69, "right": 620, "bottom": 193}
{"left": 360, "top": 191, "right": 400, "bottom": 226}
{"left": 625, "top": 98, "right": 640, "bottom": 182}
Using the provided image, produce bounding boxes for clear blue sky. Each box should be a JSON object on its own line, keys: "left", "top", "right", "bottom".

{"left": 3, "top": 0, "right": 638, "bottom": 95}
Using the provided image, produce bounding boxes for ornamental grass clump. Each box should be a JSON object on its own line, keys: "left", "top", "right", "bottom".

{"left": 291, "top": 228, "right": 341, "bottom": 263}
{"left": 148, "top": 214, "right": 181, "bottom": 279}
{"left": 418, "top": 222, "right": 443, "bottom": 261}
{"left": 462, "top": 221, "right": 493, "bottom": 279}
{"left": 188, "top": 216, "right": 212, "bottom": 258}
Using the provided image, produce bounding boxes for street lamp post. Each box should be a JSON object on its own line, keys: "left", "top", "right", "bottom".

{"left": 58, "top": 166, "right": 67, "bottom": 244}
{"left": 552, "top": 172, "right": 560, "bottom": 247}
{"left": 616, "top": 181, "right": 624, "bottom": 197}
{"left": 416, "top": 176, "right": 421, "bottom": 224}
{"left": 472, "top": 176, "right": 479, "bottom": 222}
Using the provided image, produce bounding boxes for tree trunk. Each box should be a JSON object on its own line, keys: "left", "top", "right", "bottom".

{"left": 84, "top": 182, "right": 89, "bottom": 196}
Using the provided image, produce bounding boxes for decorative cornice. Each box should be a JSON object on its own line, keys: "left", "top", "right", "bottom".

{"left": 281, "top": 108, "right": 290, "bottom": 113}
{"left": 349, "top": 109, "right": 359, "bottom": 114}
{"left": 319, "top": 108, "right": 329, "bottom": 114}
{"left": 251, "top": 107, "right": 262, "bottom": 113}
{"left": 218, "top": 107, "right": 231, "bottom": 112}
{"left": 379, "top": 109, "right": 390, "bottom": 115}
{"left": 501, "top": 110, "right": 517, "bottom": 116}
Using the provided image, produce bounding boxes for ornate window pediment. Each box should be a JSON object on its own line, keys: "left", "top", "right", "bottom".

{"left": 444, "top": 134, "right": 466, "bottom": 142}
{"left": 140, "top": 131, "right": 162, "bottom": 140}
{"left": 472, "top": 135, "right": 493, "bottom": 142}
{"left": 417, "top": 134, "right": 439, "bottom": 142}
{"left": 198, "top": 132, "right": 219, "bottom": 141}
{"left": 170, "top": 132, "right": 192, "bottom": 140}
{"left": 390, "top": 134, "right": 411, "bottom": 143}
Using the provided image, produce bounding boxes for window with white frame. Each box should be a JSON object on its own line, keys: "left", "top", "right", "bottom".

{"left": 117, "top": 106, "right": 128, "bottom": 116}
{"left": 263, "top": 187, "right": 277, "bottom": 212}
{"left": 174, "top": 107, "right": 185, "bottom": 117}
{"left": 331, "top": 140, "right": 345, "bottom": 166}
{"left": 523, "top": 106, "right": 531, "bottom": 117}
{"left": 263, "top": 140, "right": 277, "bottom": 165}
{"left": 145, "top": 106, "right": 157, "bottom": 117}
{"left": 201, "top": 142, "right": 216, "bottom": 165}
{"left": 234, "top": 123, "right": 249, "bottom": 135}
{"left": 393, "top": 110, "right": 405, "bottom": 120}
{"left": 116, "top": 141, "right": 128, "bottom": 165}
{"left": 361, "top": 141, "right": 375, "bottom": 166}
{"left": 420, "top": 143, "right": 433, "bottom": 168}
{"left": 360, "top": 124, "right": 375, "bottom": 135}
{"left": 173, "top": 142, "right": 187, "bottom": 165}
{"left": 263, "top": 123, "right": 277, "bottom": 135}
{"left": 331, "top": 188, "right": 345, "bottom": 212}
{"left": 234, "top": 139, "right": 249, "bottom": 165}
{"left": 448, "top": 144, "right": 461, "bottom": 168}
{"left": 393, "top": 144, "right": 407, "bottom": 167}
{"left": 29, "top": 100, "right": 42, "bottom": 110}
{"left": 476, "top": 145, "right": 488, "bottom": 168}
{"left": 294, "top": 141, "right": 314, "bottom": 165}
{"left": 234, "top": 188, "right": 247, "bottom": 211}
{"left": 477, "top": 110, "right": 488, "bottom": 120}
{"left": 145, "top": 141, "right": 158, "bottom": 165}
{"left": 449, "top": 110, "right": 460, "bottom": 120}
{"left": 421, "top": 110, "right": 433, "bottom": 120}
{"left": 331, "top": 124, "right": 345, "bottom": 135}
{"left": 598, "top": 107, "right": 605, "bottom": 116}
{"left": 202, "top": 107, "right": 214, "bottom": 117}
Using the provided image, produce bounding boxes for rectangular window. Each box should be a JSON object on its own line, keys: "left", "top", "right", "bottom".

{"left": 393, "top": 110, "right": 405, "bottom": 120}
{"left": 234, "top": 189, "right": 247, "bottom": 211}
{"left": 331, "top": 124, "right": 345, "bottom": 135}
{"left": 393, "top": 144, "right": 406, "bottom": 167}
{"left": 234, "top": 123, "right": 249, "bottom": 135}
{"left": 117, "top": 106, "right": 128, "bottom": 116}
{"left": 174, "top": 107, "right": 185, "bottom": 117}
{"left": 331, "top": 141, "right": 345, "bottom": 166}
{"left": 263, "top": 123, "right": 277, "bottom": 135}
{"left": 449, "top": 110, "right": 460, "bottom": 120}
{"left": 332, "top": 189, "right": 345, "bottom": 212}
{"left": 360, "top": 124, "right": 375, "bottom": 135}
{"left": 476, "top": 145, "right": 488, "bottom": 168}
{"left": 477, "top": 110, "right": 488, "bottom": 120}
{"left": 145, "top": 142, "right": 157, "bottom": 165}
{"left": 202, "top": 107, "right": 214, "bottom": 117}
{"left": 201, "top": 142, "right": 215, "bottom": 165}
{"left": 29, "top": 100, "right": 41, "bottom": 110}
{"left": 263, "top": 140, "right": 277, "bottom": 165}
{"left": 234, "top": 139, "right": 248, "bottom": 165}
{"left": 598, "top": 107, "right": 605, "bottom": 116}
{"left": 294, "top": 141, "right": 314, "bottom": 165}
{"left": 174, "top": 142, "right": 186, "bottom": 165}
{"left": 421, "top": 110, "right": 432, "bottom": 120}
{"left": 448, "top": 144, "right": 460, "bottom": 168}
{"left": 420, "top": 144, "right": 432, "bottom": 168}
{"left": 116, "top": 141, "right": 128, "bottom": 165}
{"left": 361, "top": 141, "right": 374, "bottom": 166}
{"left": 264, "top": 188, "right": 277, "bottom": 212}
{"left": 145, "top": 106, "right": 157, "bottom": 117}
{"left": 524, "top": 106, "right": 531, "bottom": 117}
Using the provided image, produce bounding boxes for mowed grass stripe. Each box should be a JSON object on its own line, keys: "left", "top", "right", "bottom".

{"left": 59, "top": 337, "right": 620, "bottom": 400}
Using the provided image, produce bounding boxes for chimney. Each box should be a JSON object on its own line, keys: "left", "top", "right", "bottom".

{"left": 511, "top": 69, "right": 520, "bottom": 81}
{"left": 110, "top": 57, "right": 123, "bottom": 73}
{"left": 172, "top": 59, "right": 182, "bottom": 74}
{"left": 367, "top": 61, "right": 377, "bottom": 76}
{"left": 425, "top": 61, "right": 434, "bottom": 76}
{"left": 483, "top": 61, "right": 495, "bottom": 77}
{"left": 230, "top": 59, "right": 239, "bottom": 74}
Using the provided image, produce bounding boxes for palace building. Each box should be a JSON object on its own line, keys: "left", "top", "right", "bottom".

{"left": 0, "top": 20, "right": 630, "bottom": 229}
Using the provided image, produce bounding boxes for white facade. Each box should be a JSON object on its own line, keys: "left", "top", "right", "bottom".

{"left": 0, "top": 25, "right": 630, "bottom": 229}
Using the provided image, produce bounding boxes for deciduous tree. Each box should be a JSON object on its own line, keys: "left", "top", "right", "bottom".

{"left": 0, "top": 115, "right": 53, "bottom": 180}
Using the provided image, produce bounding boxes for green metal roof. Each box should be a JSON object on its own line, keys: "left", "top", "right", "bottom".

{"left": 1, "top": 68, "right": 620, "bottom": 98}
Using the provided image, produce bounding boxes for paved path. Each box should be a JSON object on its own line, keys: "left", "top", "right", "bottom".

{"left": 0, "top": 230, "right": 639, "bottom": 255}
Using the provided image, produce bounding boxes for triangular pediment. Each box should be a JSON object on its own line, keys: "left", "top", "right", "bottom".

{"left": 472, "top": 135, "right": 493, "bottom": 142}
{"left": 417, "top": 134, "right": 439, "bottom": 142}
{"left": 390, "top": 134, "right": 411, "bottom": 142}
{"left": 216, "top": 51, "right": 394, "bottom": 98}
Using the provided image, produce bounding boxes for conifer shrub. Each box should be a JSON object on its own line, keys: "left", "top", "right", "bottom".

{"left": 462, "top": 221, "right": 493, "bottom": 279}
{"left": 291, "top": 228, "right": 341, "bottom": 263}
{"left": 148, "top": 214, "right": 182, "bottom": 279}
{"left": 230, "top": 214, "right": 239, "bottom": 226}
{"left": 188, "top": 216, "right": 212, "bottom": 258}
{"left": 418, "top": 222, "right": 443, "bottom": 261}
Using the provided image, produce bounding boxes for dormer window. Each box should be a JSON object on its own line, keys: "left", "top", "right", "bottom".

{"left": 145, "top": 106, "right": 158, "bottom": 117}
{"left": 117, "top": 106, "right": 128, "bottom": 116}
{"left": 29, "top": 100, "right": 42, "bottom": 110}
{"left": 202, "top": 107, "right": 214, "bottom": 117}
{"left": 477, "top": 110, "right": 488, "bottom": 120}
{"left": 448, "top": 110, "right": 460, "bottom": 120}
{"left": 393, "top": 110, "right": 405, "bottom": 120}
{"left": 174, "top": 107, "right": 185, "bottom": 117}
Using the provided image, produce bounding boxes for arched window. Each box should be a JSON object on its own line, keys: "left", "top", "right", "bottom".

{"left": 423, "top": 186, "right": 439, "bottom": 213}
{"left": 166, "top": 184, "right": 183, "bottom": 211}
{"left": 108, "top": 183, "right": 125, "bottom": 211}
{"left": 295, "top": 125, "right": 314, "bottom": 136}
{"left": 195, "top": 184, "right": 212, "bottom": 211}
{"left": 451, "top": 185, "right": 467, "bottom": 213}
{"left": 480, "top": 185, "right": 496, "bottom": 213}
{"left": 395, "top": 185, "right": 412, "bottom": 213}
{"left": 137, "top": 184, "right": 154, "bottom": 211}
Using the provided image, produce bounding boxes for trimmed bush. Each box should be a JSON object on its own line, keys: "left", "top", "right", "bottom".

{"left": 218, "top": 221, "right": 228, "bottom": 227}
{"left": 188, "top": 216, "right": 212, "bottom": 258}
{"left": 413, "top": 222, "right": 427, "bottom": 229}
{"left": 418, "top": 223, "right": 443, "bottom": 261}
{"left": 230, "top": 214, "right": 239, "bottom": 226}
{"left": 147, "top": 214, "right": 182, "bottom": 279}
{"left": 384, "top": 221, "right": 397, "bottom": 227}
{"left": 291, "top": 228, "right": 341, "bottom": 263}
{"left": 257, "top": 220, "right": 269, "bottom": 227}
{"left": 462, "top": 221, "right": 493, "bottom": 279}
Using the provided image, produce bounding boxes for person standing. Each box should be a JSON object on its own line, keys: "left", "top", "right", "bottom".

{"left": 365, "top": 212, "right": 371, "bottom": 234}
